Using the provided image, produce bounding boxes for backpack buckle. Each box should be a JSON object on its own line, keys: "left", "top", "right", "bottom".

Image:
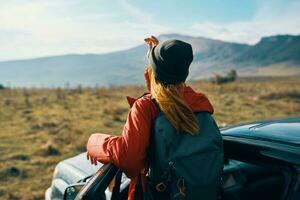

{"left": 155, "top": 182, "right": 167, "bottom": 192}
{"left": 174, "top": 178, "right": 186, "bottom": 198}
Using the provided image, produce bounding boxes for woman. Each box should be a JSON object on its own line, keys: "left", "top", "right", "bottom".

{"left": 87, "top": 36, "right": 223, "bottom": 200}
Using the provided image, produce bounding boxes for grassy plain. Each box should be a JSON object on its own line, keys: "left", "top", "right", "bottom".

{"left": 0, "top": 77, "right": 300, "bottom": 199}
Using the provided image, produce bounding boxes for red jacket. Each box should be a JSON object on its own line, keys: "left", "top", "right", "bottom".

{"left": 87, "top": 86, "right": 214, "bottom": 200}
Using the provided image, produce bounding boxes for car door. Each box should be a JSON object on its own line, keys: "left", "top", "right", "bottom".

{"left": 64, "top": 163, "right": 122, "bottom": 200}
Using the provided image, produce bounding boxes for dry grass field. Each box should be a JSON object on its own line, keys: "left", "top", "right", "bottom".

{"left": 0, "top": 77, "right": 300, "bottom": 200}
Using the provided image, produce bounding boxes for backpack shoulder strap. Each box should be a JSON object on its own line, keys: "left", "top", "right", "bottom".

{"left": 149, "top": 98, "right": 160, "bottom": 112}
{"left": 139, "top": 94, "right": 161, "bottom": 115}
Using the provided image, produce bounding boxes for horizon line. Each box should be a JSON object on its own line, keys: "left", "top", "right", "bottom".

{"left": 0, "top": 32, "right": 299, "bottom": 63}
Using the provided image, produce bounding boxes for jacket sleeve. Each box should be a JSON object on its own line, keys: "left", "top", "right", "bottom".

{"left": 86, "top": 97, "right": 156, "bottom": 178}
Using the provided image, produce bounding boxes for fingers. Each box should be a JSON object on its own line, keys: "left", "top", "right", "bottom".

{"left": 144, "top": 35, "right": 159, "bottom": 47}
{"left": 144, "top": 37, "right": 152, "bottom": 43}
{"left": 90, "top": 156, "right": 94, "bottom": 165}
{"left": 144, "top": 36, "right": 158, "bottom": 44}
{"left": 87, "top": 152, "right": 98, "bottom": 165}
{"left": 151, "top": 35, "right": 159, "bottom": 45}
{"left": 93, "top": 157, "right": 98, "bottom": 165}
{"left": 145, "top": 36, "right": 158, "bottom": 59}
{"left": 144, "top": 38, "right": 154, "bottom": 49}
{"left": 89, "top": 156, "right": 98, "bottom": 165}
{"left": 91, "top": 157, "right": 95, "bottom": 165}
{"left": 145, "top": 39, "right": 155, "bottom": 47}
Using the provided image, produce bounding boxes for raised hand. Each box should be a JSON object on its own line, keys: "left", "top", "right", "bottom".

{"left": 144, "top": 35, "right": 159, "bottom": 58}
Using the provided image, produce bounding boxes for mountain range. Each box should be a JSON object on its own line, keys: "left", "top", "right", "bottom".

{"left": 0, "top": 33, "right": 299, "bottom": 87}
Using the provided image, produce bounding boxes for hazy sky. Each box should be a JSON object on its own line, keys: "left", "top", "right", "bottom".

{"left": 1, "top": 0, "right": 300, "bottom": 61}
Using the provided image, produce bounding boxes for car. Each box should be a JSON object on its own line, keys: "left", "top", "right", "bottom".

{"left": 45, "top": 116, "right": 300, "bottom": 200}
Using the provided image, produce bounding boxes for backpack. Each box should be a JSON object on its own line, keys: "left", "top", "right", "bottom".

{"left": 144, "top": 108, "right": 224, "bottom": 200}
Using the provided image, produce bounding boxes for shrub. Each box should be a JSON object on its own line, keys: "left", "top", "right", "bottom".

{"left": 41, "top": 144, "right": 60, "bottom": 156}
{"left": 213, "top": 69, "right": 237, "bottom": 84}
{"left": 0, "top": 84, "right": 5, "bottom": 90}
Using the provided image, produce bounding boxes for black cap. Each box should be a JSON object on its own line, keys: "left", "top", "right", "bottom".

{"left": 148, "top": 39, "right": 193, "bottom": 85}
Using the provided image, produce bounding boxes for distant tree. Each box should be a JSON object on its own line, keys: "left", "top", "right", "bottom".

{"left": 0, "top": 84, "right": 5, "bottom": 90}
{"left": 227, "top": 69, "right": 237, "bottom": 82}
{"left": 213, "top": 69, "right": 238, "bottom": 84}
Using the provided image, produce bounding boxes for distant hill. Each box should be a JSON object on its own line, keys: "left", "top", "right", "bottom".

{"left": 0, "top": 34, "right": 299, "bottom": 87}
{"left": 233, "top": 35, "right": 300, "bottom": 65}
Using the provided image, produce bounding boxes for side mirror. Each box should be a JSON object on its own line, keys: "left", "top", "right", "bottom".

{"left": 64, "top": 183, "right": 85, "bottom": 200}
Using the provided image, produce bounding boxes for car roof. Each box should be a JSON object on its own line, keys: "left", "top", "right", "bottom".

{"left": 221, "top": 116, "right": 300, "bottom": 146}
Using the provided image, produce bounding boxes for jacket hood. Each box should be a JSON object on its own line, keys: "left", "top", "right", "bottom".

{"left": 183, "top": 86, "right": 214, "bottom": 114}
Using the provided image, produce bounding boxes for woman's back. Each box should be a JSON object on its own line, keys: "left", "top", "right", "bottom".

{"left": 87, "top": 36, "right": 224, "bottom": 200}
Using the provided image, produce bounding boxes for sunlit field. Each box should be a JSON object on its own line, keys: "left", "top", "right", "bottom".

{"left": 0, "top": 77, "right": 300, "bottom": 200}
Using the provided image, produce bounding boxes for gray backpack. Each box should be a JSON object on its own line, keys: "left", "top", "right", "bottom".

{"left": 145, "top": 110, "right": 224, "bottom": 200}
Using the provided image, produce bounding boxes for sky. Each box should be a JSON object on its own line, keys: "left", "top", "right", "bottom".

{"left": 0, "top": 0, "right": 300, "bottom": 61}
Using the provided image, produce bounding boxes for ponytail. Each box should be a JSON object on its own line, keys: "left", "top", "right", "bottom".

{"left": 148, "top": 67, "right": 199, "bottom": 134}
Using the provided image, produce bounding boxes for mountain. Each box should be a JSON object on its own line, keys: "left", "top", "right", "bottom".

{"left": 233, "top": 35, "right": 300, "bottom": 65}
{"left": 189, "top": 34, "right": 300, "bottom": 79}
{"left": 0, "top": 34, "right": 299, "bottom": 87}
{"left": 0, "top": 46, "right": 148, "bottom": 87}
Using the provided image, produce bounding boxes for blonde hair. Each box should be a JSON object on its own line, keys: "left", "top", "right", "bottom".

{"left": 148, "top": 66, "right": 199, "bottom": 134}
